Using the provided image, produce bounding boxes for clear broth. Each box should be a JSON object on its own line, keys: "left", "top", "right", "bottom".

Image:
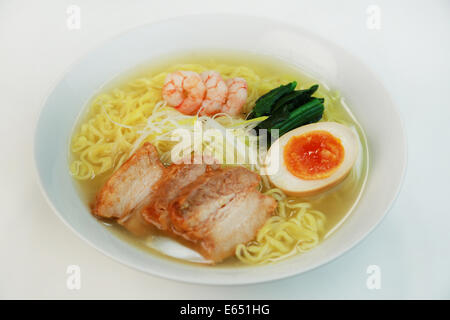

{"left": 70, "top": 51, "right": 369, "bottom": 267}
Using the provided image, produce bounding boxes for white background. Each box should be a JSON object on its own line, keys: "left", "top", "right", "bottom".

{"left": 1, "top": 0, "right": 449, "bottom": 299}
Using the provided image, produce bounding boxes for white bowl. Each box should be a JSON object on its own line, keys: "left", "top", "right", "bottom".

{"left": 34, "top": 14, "right": 406, "bottom": 285}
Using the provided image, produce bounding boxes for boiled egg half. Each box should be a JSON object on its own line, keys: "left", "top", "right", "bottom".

{"left": 264, "top": 122, "right": 359, "bottom": 196}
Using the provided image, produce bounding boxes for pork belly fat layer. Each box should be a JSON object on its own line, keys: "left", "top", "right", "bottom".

{"left": 201, "top": 191, "right": 277, "bottom": 262}
{"left": 93, "top": 143, "right": 164, "bottom": 219}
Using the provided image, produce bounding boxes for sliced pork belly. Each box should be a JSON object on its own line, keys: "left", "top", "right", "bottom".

{"left": 168, "top": 166, "right": 276, "bottom": 262}
{"left": 142, "top": 162, "right": 217, "bottom": 231}
{"left": 169, "top": 166, "right": 261, "bottom": 240}
{"left": 199, "top": 191, "right": 276, "bottom": 262}
{"left": 93, "top": 142, "right": 164, "bottom": 220}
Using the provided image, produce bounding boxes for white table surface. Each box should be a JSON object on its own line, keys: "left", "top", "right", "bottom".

{"left": 1, "top": 0, "right": 449, "bottom": 299}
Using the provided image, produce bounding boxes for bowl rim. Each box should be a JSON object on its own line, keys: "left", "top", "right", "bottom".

{"left": 33, "top": 13, "right": 408, "bottom": 285}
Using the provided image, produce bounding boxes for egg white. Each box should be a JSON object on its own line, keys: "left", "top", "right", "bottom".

{"left": 264, "top": 122, "right": 359, "bottom": 196}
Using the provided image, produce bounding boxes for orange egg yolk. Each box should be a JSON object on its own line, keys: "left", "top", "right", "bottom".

{"left": 283, "top": 130, "right": 345, "bottom": 180}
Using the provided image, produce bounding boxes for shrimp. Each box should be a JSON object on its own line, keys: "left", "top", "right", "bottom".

{"left": 199, "top": 71, "right": 228, "bottom": 116}
{"left": 222, "top": 77, "right": 248, "bottom": 116}
{"left": 162, "top": 71, "right": 206, "bottom": 115}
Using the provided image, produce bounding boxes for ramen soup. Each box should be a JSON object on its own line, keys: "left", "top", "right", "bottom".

{"left": 69, "top": 52, "right": 369, "bottom": 266}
